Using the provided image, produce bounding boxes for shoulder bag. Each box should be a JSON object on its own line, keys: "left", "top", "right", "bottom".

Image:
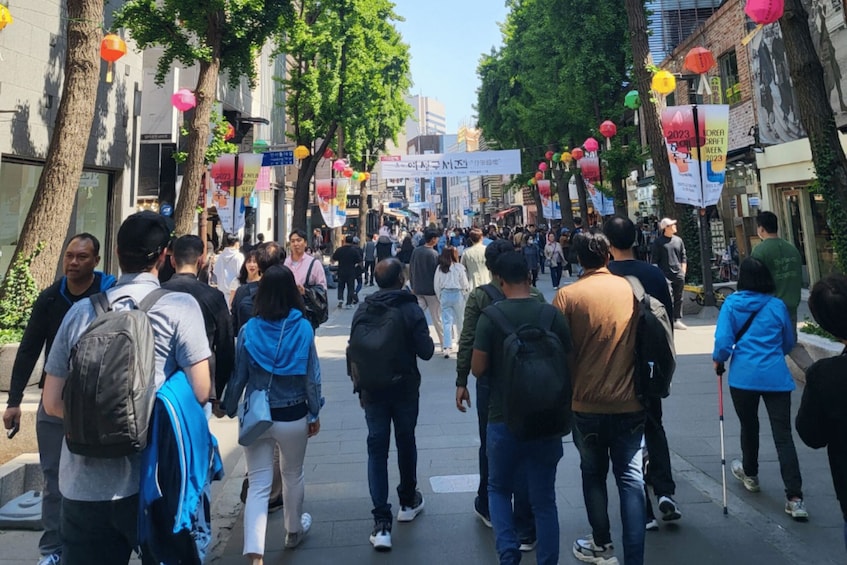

{"left": 238, "top": 319, "right": 287, "bottom": 446}
{"left": 302, "top": 258, "right": 329, "bottom": 329}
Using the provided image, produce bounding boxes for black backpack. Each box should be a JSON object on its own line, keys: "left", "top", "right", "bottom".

{"left": 302, "top": 259, "right": 329, "bottom": 329}
{"left": 347, "top": 300, "right": 407, "bottom": 391}
{"left": 64, "top": 289, "right": 169, "bottom": 458}
{"left": 482, "top": 303, "right": 572, "bottom": 440}
{"left": 625, "top": 276, "right": 676, "bottom": 402}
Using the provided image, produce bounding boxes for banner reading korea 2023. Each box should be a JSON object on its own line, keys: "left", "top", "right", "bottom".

{"left": 379, "top": 150, "right": 522, "bottom": 178}
{"left": 661, "top": 104, "right": 730, "bottom": 208}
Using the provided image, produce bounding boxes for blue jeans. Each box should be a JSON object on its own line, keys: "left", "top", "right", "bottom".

{"left": 475, "top": 381, "right": 535, "bottom": 542}
{"left": 439, "top": 289, "right": 464, "bottom": 350}
{"left": 364, "top": 392, "right": 420, "bottom": 524}
{"left": 487, "top": 422, "right": 563, "bottom": 565}
{"left": 573, "top": 411, "right": 646, "bottom": 565}
{"left": 550, "top": 265, "right": 563, "bottom": 288}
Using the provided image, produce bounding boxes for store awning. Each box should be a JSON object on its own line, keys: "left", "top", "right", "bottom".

{"left": 492, "top": 206, "right": 521, "bottom": 220}
{"left": 384, "top": 209, "right": 406, "bottom": 220}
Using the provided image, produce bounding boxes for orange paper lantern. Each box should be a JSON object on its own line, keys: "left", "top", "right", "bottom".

{"left": 100, "top": 34, "right": 127, "bottom": 83}
{"left": 683, "top": 47, "right": 716, "bottom": 75}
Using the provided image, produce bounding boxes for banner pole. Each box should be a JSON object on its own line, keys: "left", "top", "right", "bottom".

{"left": 693, "top": 104, "right": 716, "bottom": 308}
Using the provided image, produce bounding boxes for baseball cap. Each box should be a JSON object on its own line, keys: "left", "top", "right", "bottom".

{"left": 117, "top": 211, "right": 173, "bottom": 261}
{"left": 659, "top": 217, "right": 677, "bottom": 230}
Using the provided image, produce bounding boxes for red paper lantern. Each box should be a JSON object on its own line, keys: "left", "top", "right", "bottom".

{"left": 571, "top": 147, "right": 585, "bottom": 161}
{"left": 534, "top": 171, "right": 544, "bottom": 180}
{"left": 343, "top": 167, "right": 354, "bottom": 178}
{"left": 100, "top": 34, "right": 127, "bottom": 83}
{"left": 224, "top": 122, "right": 236, "bottom": 140}
{"left": 323, "top": 148, "right": 335, "bottom": 159}
{"left": 599, "top": 120, "right": 617, "bottom": 139}
{"left": 744, "top": 0, "right": 784, "bottom": 25}
{"left": 545, "top": 150, "right": 555, "bottom": 161}
{"left": 583, "top": 137, "right": 600, "bottom": 153}
{"left": 684, "top": 47, "right": 716, "bottom": 75}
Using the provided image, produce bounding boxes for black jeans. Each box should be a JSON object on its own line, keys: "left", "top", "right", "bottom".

{"left": 643, "top": 398, "right": 675, "bottom": 498}
{"left": 337, "top": 275, "right": 356, "bottom": 305}
{"left": 365, "top": 260, "right": 376, "bottom": 284}
{"left": 62, "top": 495, "right": 155, "bottom": 565}
{"left": 669, "top": 276, "right": 685, "bottom": 321}
{"left": 729, "top": 387, "right": 803, "bottom": 499}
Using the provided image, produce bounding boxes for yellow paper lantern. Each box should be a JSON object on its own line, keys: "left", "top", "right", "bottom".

{"left": 651, "top": 70, "right": 676, "bottom": 95}
{"left": 293, "top": 145, "right": 310, "bottom": 160}
{"left": 0, "top": 6, "right": 12, "bottom": 31}
{"left": 560, "top": 151, "right": 572, "bottom": 163}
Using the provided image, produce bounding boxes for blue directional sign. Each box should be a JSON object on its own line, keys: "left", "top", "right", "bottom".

{"left": 261, "top": 150, "right": 294, "bottom": 166}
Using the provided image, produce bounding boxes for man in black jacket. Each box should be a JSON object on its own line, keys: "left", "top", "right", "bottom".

{"left": 163, "top": 235, "right": 235, "bottom": 409}
{"left": 350, "top": 259, "right": 434, "bottom": 551}
{"left": 2, "top": 233, "right": 115, "bottom": 565}
{"left": 332, "top": 235, "right": 361, "bottom": 309}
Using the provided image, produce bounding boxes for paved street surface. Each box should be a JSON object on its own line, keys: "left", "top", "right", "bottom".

{"left": 0, "top": 270, "right": 842, "bottom": 564}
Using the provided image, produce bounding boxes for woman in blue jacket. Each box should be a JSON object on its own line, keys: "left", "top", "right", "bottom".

{"left": 712, "top": 257, "right": 807, "bottom": 520}
{"left": 224, "top": 265, "right": 322, "bottom": 565}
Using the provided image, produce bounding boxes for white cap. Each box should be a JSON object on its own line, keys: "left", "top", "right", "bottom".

{"left": 659, "top": 217, "right": 677, "bottom": 230}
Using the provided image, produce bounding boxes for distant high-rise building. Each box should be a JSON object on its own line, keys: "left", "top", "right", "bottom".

{"left": 646, "top": 0, "right": 723, "bottom": 64}
{"left": 404, "top": 95, "right": 447, "bottom": 139}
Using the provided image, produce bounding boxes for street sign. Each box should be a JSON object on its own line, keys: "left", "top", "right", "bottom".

{"left": 261, "top": 150, "right": 294, "bottom": 166}
{"left": 478, "top": 197, "right": 489, "bottom": 203}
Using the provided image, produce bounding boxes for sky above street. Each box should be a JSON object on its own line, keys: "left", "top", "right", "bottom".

{"left": 392, "top": 0, "right": 509, "bottom": 133}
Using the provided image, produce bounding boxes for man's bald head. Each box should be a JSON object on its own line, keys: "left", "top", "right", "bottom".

{"left": 375, "top": 258, "right": 404, "bottom": 289}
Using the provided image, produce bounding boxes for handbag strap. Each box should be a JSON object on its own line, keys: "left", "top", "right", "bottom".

{"left": 735, "top": 309, "right": 760, "bottom": 343}
{"left": 304, "top": 257, "right": 318, "bottom": 287}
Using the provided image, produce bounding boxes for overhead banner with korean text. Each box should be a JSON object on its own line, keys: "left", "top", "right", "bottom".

{"left": 379, "top": 150, "right": 521, "bottom": 178}
{"left": 315, "top": 178, "right": 350, "bottom": 228}
{"left": 538, "top": 180, "right": 561, "bottom": 220}
{"left": 586, "top": 181, "right": 615, "bottom": 216}
{"left": 662, "top": 104, "right": 730, "bottom": 208}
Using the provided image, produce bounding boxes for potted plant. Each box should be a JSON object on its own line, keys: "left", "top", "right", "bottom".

{"left": 0, "top": 242, "right": 45, "bottom": 391}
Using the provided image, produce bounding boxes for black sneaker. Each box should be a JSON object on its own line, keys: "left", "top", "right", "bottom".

{"left": 397, "top": 490, "right": 425, "bottom": 522}
{"left": 369, "top": 521, "right": 392, "bottom": 551}
{"left": 473, "top": 495, "right": 492, "bottom": 528}
{"left": 658, "top": 495, "right": 681, "bottom": 521}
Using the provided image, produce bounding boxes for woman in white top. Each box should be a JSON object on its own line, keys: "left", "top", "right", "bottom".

{"left": 544, "top": 232, "right": 566, "bottom": 289}
{"left": 433, "top": 246, "right": 469, "bottom": 358}
{"left": 284, "top": 229, "right": 328, "bottom": 293}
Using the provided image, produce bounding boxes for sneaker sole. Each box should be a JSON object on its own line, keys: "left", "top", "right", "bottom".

{"left": 646, "top": 519, "right": 659, "bottom": 531}
{"left": 397, "top": 499, "right": 425, "bottom": 522}
{"left": 658, "top": 500, "right": 682, "bottom": 521}
{"left": 731, "top": 464, "right": 760, "bottom": 493}
{"left": 369, "top": 535, "right": 392, "bottom": 551}
{"left": 473, "top": 507, "right": 492, "bottom": 528}
{"left": 519, "top": 541, "right": 537, "bottom": 552}
{"left": 785, "top": 508, "right": 809, "bottom": 521}
{"left": 572, "top": 547, "right": 620, "bottom": 565}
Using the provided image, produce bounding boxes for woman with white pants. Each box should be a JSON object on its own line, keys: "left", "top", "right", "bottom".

{"left": 223, "top": 265, "right": 322, "bottom": 565}
{"left": 434, "top": 245, "right": 469, "bottom": 358}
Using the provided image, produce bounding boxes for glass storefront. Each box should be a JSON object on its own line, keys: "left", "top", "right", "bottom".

{"left": 0, "top": 160, "right": 112, "bottom": 280}
{"left": 809, "top": 192, "right": 839, "bottom": 277}
{"left": 777, "top": 186, "right": 840, "bottom": 286}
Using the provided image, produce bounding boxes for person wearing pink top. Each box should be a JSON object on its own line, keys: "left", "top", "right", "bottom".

{"left": 285, "top": 229, "right": 328, "bottom": 292}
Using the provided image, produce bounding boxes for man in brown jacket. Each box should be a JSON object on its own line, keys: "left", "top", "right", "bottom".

{"left": 553, "top": 230, "right": 646, "bottom": 565}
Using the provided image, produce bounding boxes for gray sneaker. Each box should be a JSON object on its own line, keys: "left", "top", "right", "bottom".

{"left": 785, "top": 498, "right": 809, "bottom": 521}
{"left": 573, "top": 535, "right": 619, "bottom": 565}
{"left": 731, "top": 459, "right": 760, "bottom": 492}
{"left": 284, "top": 513, "right": 312, "bottom": 549}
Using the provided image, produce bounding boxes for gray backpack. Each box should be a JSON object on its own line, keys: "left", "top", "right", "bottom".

{"left": 63, "top": 289, "right": 168, "bottom": 458}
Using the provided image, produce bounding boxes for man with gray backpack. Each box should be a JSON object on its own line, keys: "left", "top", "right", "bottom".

{"left": 42, "top": 211, "right": 211, "bottom": 565}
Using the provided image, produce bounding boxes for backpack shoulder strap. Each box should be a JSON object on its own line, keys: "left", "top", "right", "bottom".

{"left": 90, "top": 292, "right": 110, "bottom": 316}
{"left": 538, "top": 304, "right": 557, "bottom": 332}
{"left": 482, "top": 303, "right": 515, "bottom": 336}
{"left": 480, "top": 283, "right": 504, "bottom": 304}
{"left": 138, "top": 288, "right": 170, "bottom": 313}
{"left": 623, "top": 275, "right": 646, "bottom": 301}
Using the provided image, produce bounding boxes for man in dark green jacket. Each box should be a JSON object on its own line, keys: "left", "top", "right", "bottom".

{"left": 454, "top": 239, "right": 544, "bottom": 550}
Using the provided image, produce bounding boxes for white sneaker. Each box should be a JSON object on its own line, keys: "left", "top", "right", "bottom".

{"left": 730, "top": 459, "right": 760, "bottom": 492}
{"left": 369, "top": 522, "right": 392, "bottom": 551}
{"left": 284, "top": 513, "right": 312, "bottom": 549}
{"left": 785, "top": 498, "right": 809, "bottom": 521}
{"left": 396, "top": 491, "right": 425, "bottom": 522}
{"left": 37, "top": 555, "right": 61, "bottom": 565}
{"left": 645, "top": 518, "right": 659, "bottom": 531}
{"left": 673, "top": 320, "right": 688, "bottom": 330}
{"left": 573, "top": 534, "right": 619, "bottom": 564}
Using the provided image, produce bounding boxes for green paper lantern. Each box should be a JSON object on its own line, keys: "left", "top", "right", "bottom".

{"left": 552, "top": 152, "right": 561, "bottom": 162}
{"left": 625, "top": 90, "right": 641, "bottom": 110}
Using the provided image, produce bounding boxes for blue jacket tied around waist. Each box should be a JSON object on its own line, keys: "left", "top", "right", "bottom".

{"left": 139, "top": 370, "right": 224, "bottom": 564}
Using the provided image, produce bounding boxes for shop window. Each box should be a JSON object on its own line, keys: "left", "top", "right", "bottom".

{"left": 720, "top": 50, "right": 741, "bottom": 105}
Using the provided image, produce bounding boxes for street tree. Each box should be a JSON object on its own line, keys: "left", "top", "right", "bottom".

{"left": 116, "top": 0, "right": 293, "bottom": 235}
{"left": 281, "top": 0, "right": 410, "bottom": 233}
{"left": 2, "top": 0, "right": 104, "bottom": 291}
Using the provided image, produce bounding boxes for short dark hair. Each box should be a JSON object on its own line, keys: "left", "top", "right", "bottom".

{"left": 756, "top": 211, "right": 779, "bottom": 234}
{"left": 603, "top": 216, "right": 636, "bottom": 249}
{"left": 424, "top": 228, "right": 440, "bottom": 243}
{"left": 809, "top": 274, "right": 847, "bottom": 340}
{"left": 345, "top": 235, "right": 355, "bottom": 245}
{"left": 257, "top": 233, "right": 265, "bottom": 243}
{"left": 253, "top": 265, "right": 305, "bottom": 321}
{"left": 495, "top": 252, "right": 529, "bottom": 284}
{"left": 288, "top": 229, "right": 308, "bottom": 242}
{"left": 171, "top": 235, "right": 204, "bottom": 268}
{"left": 485, "top": 239, "right": 515, "bottom": 274}
{"left": 374, "top": 258, "right": 403, "bottom": 289}
{"left": 573, "top": 232, "right": 609, "bottom": 269}
{"left": 255, "top": 241, "right": 285, "bottom": 273}
{"left": 573, "top": 217, "right": 583, "bottom": 226}
{"left": 224, "top": 232, "right": 240, "bottom": 246}
{"left": 117, "top": 211, "right": 172, "bottom": 273}
{"left": 736, "top": 257, "right": 776, "bottom": 294}
{"left": 67, "top": 233, "right": 101, "bottom": 256}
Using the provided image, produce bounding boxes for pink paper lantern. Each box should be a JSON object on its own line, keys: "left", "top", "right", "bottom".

{"left": 744, "top": 0, "right": 784, "bottom": 25}
{"left": 545, "top": 150, "right": 555, "bottom": 161}
{"left": 583, "top": 137, "right": 600, "bottom": 153}
{"left": 538, "top": 162, "right": 548, "bottom": 172}
{"left": 332, "top": 159, "right": 347, "bottom": 172}
{"left": 171, "top": 88, "right": 196, "bottom": 112}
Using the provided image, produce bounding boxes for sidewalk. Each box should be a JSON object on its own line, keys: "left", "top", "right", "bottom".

{"left": 213, "top": 273, "right": 844, "bottom": 565}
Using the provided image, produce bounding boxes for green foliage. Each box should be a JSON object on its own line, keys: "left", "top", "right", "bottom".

{"left": 0, "top": 242, "right": 45, "bottom": 340}
{"left": 678, "top": 210, "right": 702, "bottom": 285}
{"left": 173, "top": 112, "right": 237, "bottom": 164}
{"left": 809, "top": 134, "right": 847, "bottom": 274}
{"left": 800, "top": 318, "right": 837, "bottom": 341}
{"left": 116, "top": 0, "right": 294, "bottom": 88}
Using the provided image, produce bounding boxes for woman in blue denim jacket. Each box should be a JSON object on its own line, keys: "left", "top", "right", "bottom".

{"left": 223, "top": 265, "right": 322, "bottom": 565}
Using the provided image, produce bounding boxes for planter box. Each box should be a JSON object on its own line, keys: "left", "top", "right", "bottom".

{"left": 0, "top": 344, "right": 43, "bottom": 393}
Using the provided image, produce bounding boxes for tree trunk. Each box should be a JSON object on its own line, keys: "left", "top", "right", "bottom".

{"left": 624, "top": 0, "right": 676, "bottom": 217}
{"left": 532, "top": 187, "right": 545, "bottom": 225}
{"left": 174, "top": 41, "right": 222, "bottom": 235}
{"left": 358, "top": 178, "right": 369, "bottom": 243}
{"left": 612, "top": 177, "right": 628, "bottom": 216}
{"left": 780, "top": 0, "right": 847, "bottom": 272}
{"left": 573, "top": 172, "right": 590, "bottom": 221}
{"left": 3, "top": 0, "right": 103, "bottom": 290}
{"left": 292, "top": 131, "right": 337, "bottom": 232}
{"left": 555, "top": 168, "right": 575, "bottom": 230}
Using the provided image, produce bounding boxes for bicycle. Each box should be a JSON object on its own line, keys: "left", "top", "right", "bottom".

{"left": 684, "top": 281, "right": 736, "bottom": 310}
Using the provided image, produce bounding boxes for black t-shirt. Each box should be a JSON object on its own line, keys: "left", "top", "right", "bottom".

{"left": 608, "top": 260, "right": 673, "bottom": 316}
{"left": 651, "top": 234, "right": 687, "bottom": 279}
{"left": 332, "top": 245, "right": 361, "bottom": 278}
